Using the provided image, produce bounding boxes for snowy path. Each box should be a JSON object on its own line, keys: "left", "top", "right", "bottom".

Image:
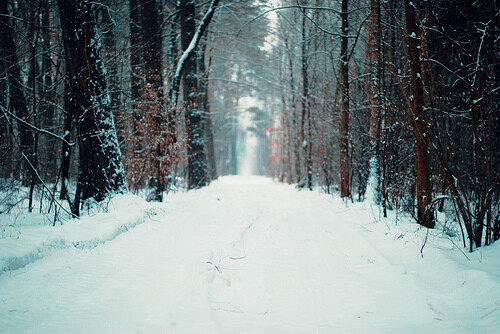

{"left": 1, "top": 176, "right": 498, "bottom": 333}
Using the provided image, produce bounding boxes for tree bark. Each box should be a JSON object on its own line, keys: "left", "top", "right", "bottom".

{"left": 300, "top": 6, "right": 312, "bottom": 190}
{"left": 180, "top": 0, "right": 208, "bottom": 188}
{"left": 129, "top": 0, "right": 142, "bottom": 108}
{"left": 59, "top": 79, "right": 73, "bottom": 203}
{"left": 368, "top": 0, "right": 381, "bottom": 201}
{"left": 200, "top": 41, "right": 217, "bottom": 180}
{"left": 339, "top": 0, "right": 350, "bottom": 198}
{"left": 41, "top": 0, "right": 57, "bottom": 182}
{"left": 58, "top": 0, "right": 126, "bottom": 211}
{"left": 140, "top": 0, "right": 165, "bottom": 201}
{"left": 0, "top": 0, "right": 35, "bottom": 185}
{"left": 404, "top": 0, "right": 434, "bottom": 228}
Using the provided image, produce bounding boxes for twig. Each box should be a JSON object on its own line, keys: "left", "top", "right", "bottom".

{"left": 420, "top": 227, "right": 429, "bottom": 258}
{"left": 0, "top": 106, "right": 75, "bottom": 218}
{"left": 206, "top": 261, "right": 221, "bottom": 273}
{"left": 2, "top": 107, "right": 74, "bottom": 146}
{"left": 448, "top": 237, "right": 471, "bottom": 261}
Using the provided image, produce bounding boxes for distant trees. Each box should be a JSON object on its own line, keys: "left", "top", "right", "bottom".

{"left": 268, "top": 0, "right": 498, "bottom": 248}
{"left": 0, "top": 0, "right": 34, "bottom": 187}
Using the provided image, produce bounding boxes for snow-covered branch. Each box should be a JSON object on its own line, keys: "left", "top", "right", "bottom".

{"left": 169, "top": 0, "right": 220, "bottom": 104}
{"left": 1, "top": 107, "right": 74, "bottom": 147}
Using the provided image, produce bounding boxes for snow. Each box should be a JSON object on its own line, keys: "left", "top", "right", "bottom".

{"left": 1, "top": 176, "right": 499, "bottom": 333}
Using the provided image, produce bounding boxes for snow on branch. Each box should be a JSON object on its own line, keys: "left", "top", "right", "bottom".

{"left": 1, "top": 107, "right": 74, "bottom": 147}
{"left": 170, "top": 0, "right": 220, "bottom": 104}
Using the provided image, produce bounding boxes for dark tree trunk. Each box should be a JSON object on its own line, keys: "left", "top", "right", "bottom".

{"left": 58, "top": 0, "right": 126, "bottom": 212}
{"left": 0, "top": 41, "right": 10, "bottom": 178}
{"left": 0, "top": 0, "right": 35, "bottom": 185}
{"left": 180, "top": 0, "right": 207, "bottom": 188}
{"left": 404, "top": 0, "right": 434, "bottom": 228}
{"left": 141, "top": 0, "right": 162, "bottom": 91}
{"left": 60, "top": 80, "right": 73, "bottom": 203}
{"left": 129, "top": 0, "right": 142, "bottom": 108}
{"left": 167, "top": 1, "right": 179, "bottom": 74}
{"left": 166, "top": 0, "right": 179, "bottom": 148}
{"left": 100, "top": 0, "right": 122, "bottom": 132}
{"left": 41, "top": 0, "right": 57, "bottom": 182}
{"left": 27, "top": 5, "right": 41, "bottom": 213}
{"left": 140, "top": 0, "right": 165, "bottom": 201}
{"left": 339, "top": 0, "right": 350, "bottom": 198}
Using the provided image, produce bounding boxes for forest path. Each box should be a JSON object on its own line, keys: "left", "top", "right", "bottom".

{"left": 1, "top": 176, "right": 497, "bottom": 333}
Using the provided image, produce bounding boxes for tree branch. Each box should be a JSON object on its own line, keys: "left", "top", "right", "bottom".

{"left": 169, "top": 0, "right": 220, "bottom": 105}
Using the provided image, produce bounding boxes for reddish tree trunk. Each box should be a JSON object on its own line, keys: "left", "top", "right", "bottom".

{"left": 404, "top": 0, "right": 434, "bottom": 228}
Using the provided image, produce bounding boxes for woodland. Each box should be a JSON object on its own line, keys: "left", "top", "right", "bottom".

{"left": 0, "top": 0, "right": 499, "bottom": 252}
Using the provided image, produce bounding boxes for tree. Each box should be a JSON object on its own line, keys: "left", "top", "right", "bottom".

{"left": 141, "top": 0, "right": 165, "bottom": 201}
{"left": 0, "top": 0, "right": 35, "bottom": 185}
{"left": 180, "top": 0, "right": 208, "bottom": 188}
{"left": 199, "top": 39, "right": 217, "bottom": 180}
{"left": 422, "top": 0, "right": 499, "bottom": 248}
{"left": 339, "top": 0, "right": 350, "bottom": 199}
{"left": 404, "top": 0, "right": 434, "bottom": 228}
{"left": 299, "top": 4, "right": 313, "bottom": 190}
{"left": 58, "top": 0, "right": 126, "bottom": 214}
{"left": 367, "top": 0, "right": 381, "bottom": 202}
{"left": 173, "top": 0, "right": 220, "bottom": 189}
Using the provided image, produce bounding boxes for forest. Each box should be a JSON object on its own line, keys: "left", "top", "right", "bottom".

{"left": 0, "top": 0, "right": 498, "bottom": 252}
{"left": 1, "top": 1, "right": 500, "bottom": 332}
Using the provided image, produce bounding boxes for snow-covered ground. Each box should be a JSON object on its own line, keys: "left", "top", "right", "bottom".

{"left": 1, "top": 176, "right": 499, "bottom": 333}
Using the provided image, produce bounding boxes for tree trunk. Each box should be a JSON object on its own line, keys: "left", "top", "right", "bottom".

{"left": 167, "top": 0, "right": 179, "bottom": 146}
{"left": 41, "top": 0, "right": 57, "bottom": 182}
{"left": 180, "top": 0, "right": 207, "bottom": 188}
{"left": 368, "top": 0, "right": 381, "bottom": 202}
{"left": 284, "top": 37, "right": 301, "bottom": 184}
{"left": 141, "top": 0, "right": 165, "bottom": 201}
{"left": 60, "top": 79, "right": 73, "bottom": 203}
{"left": 339, "top": 0, "right": 350, "bottom": 199}
{"left": 301, "top": 7, "right": 312, "bottom": 190}
{"left": 0, "top": 0, "right": 34, "bottom": 185}
{"left": 404, "top": 0, "right": 434, "bottom": 228}
{"left": 129, "top": 0, "right": 142, "bottom": 108}
{"left": 0, "top": 38, "right": 11, "bottom": 179}
{"left": 58, "top": 0, "right": 126, "bottom": 211}
{"left": 200, "top": 42, "right": 217, "bottom": 180}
